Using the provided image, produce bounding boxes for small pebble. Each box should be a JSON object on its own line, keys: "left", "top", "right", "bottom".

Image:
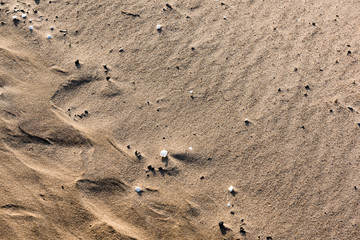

{"left": 227, "top": 203, "right": 231, "bottom": 207}
{"left": 223, "top": 16, "right": 227, "bottom": 20}
{"left": 348, "top": 106, "right": 354, "bottom": 111}
{"left": 134, "top": 186, "right": 141, "bottom": 193}
{"left": 47, "top": 35, "right": 52, "bottom": 39}
{"left": 21, "top": 14, "right": 27, "bottom": 18}
{"left": 160, "top": 149, "right": 168, "bottom": 158}
{"left": 50, "top": 26, "right": 54, "bottom": 30}
{"left": 189, "top": 147, "right": 193, "bottom": 151}
{"left": 12, "top": 16, "right": 17, "bottom": 20}
{"left": 156, "top": 24, "right": 162, "bottom": 30}
{"left": 244, "top": 118, "right": 251, "bottom": 125}
{"left": 29, "top": 25, "right": 33, "bottom": 31}
{"left": 228, "top": 186, "right": 234, "bottom": 193}
{"left": 29, "top": 19, "right": 32, "bottom": 23}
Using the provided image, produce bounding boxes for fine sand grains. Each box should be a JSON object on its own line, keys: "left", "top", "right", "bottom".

{"left": 0, "top": 0, "right": 360, "bottom": 239}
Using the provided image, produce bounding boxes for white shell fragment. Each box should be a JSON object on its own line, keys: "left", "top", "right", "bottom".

{"left": 134, "top": 186, "right": 141, "bottom": 193}
{"left": 160, "top": 149, "right": 168, "bottom": 158}
{"left": 228, "top": 186, "right": 234, "bottom": 193}
{"left": 156, "top": 24, "right": 162, "bottom": 30}
{"left": 21, "top": 14, "right": 27, "bottom": 18}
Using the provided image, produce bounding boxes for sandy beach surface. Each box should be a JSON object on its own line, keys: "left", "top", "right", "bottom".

{"left": 0, "top": 0, "right": 359, "bottom": 239}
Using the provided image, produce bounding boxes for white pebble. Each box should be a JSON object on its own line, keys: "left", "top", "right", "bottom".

{"left": 134, "top": 186, "right": 141, "bottom": 193}
{"left": 189, "top": 90, "right": 193, "bottom": 94}
{"left": 21, "top": 14, "right": 27, "bottom": 18}
{"left": 228, "top": 186, "right": 234, "bottom": 193}
{"left": 189, "top": 147, "right": 193, "bottom": 151}
{"left": 223, "top": 16, "right": 227, "bottom": 20}
{"left": 160, "top": 149, "right": 168, "bottom": 158}
{"left": 47, "top": 35, "right": 52, "bottom": 39}
{"left": 12, "top": 16, "right": 17, "bottom": 20}
{"left": 29, "top": 19, "right": 32, "bottom": 23}
{"left": 29, "top": 26, "right": 33, "bottom": 31}
{"left": 156, "top": 24, "right": 162, "bottom": 30}
{"left": 227, "top": 203, "right": 231, "bottom": 207}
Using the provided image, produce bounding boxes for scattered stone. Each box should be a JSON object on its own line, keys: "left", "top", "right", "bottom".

{"left": 305, "top": 85, "right": 310, "bottom": 90}
{"left": 218, "top": 221, "right": 230, "bottom": 235}
{"left": 230, "top": 211, "right": 235, "bottom": 215}
{"left": 200, "top": 176, "right": 204, "bottom": 179}
{"left": 347, "top": 50, "right": 351, "bottom": 55}
{"left": 227, "top": 203, "right": 231, "bottom": 207}
{"left": 267, "top": 237, "right": 273, "bottom": 240}
{"left": 29, "top": 25, "right": 33, "bottom": 31}
{"left": 188, "top": 147, "right": 193, "bottom": 151}
{"left": 119, "top": 48, "right": 124, "bottom": 52}
{"left": 134, "top": 186, "right": 142, "bottom": 193}
{"left": 228, "top": 186, "right": 234, "bottom": 193}
{"left": 301, "top": 126, "right": 305, "bottom": 129}
{"left": 347, "top": 106, "right": 354, "bottom": 111}
{"left": 330, "top": 109, "right": 333, "bottom": 113}
{"left": 354, "top": 186, "right": 357, "bottom": 190}
{"left": 156, "top": 24, "right": 162, "bottom": 32}
{"left": 103, "top": 65, "right": 109, "bottom": 73}
{"left": 357, "top": 123, "right": 360, "bottom": 128}
{"left": 244, "top": 118, "right": 251, "bottom": 125}
{"left": 223, "top": 16, "right": 227, "bottom": 20}
{"left": 312, "top": 22, "right": 316, "bottom": 26}
{"left": 240, "top": 227, "right": 246, "bottom": 236}
{"left": 160, "top": 149, "right": 168, "bottom": 158}
{"left": 21, "top": 13, "right": 27, "bottom": 18}
{"left": 191, "top": 47, "right": 195, "bottom": 51}
{"left": 135, "top": 150, "right": 141, "bottom": 158}
{"left": 166, "top": 3, "right": 172, "bottom": 10}
{"left": 278, "top": 88, "right": 281, "bottom": 92}
{"left": 47, "top": 35, "right": 52, "bottom": 39}
{"left": 50, "top": 26, "right": 54, "bottom": 30}
{"left": 75, "top": 60, "right": 80, "bottom": 68}
{"left": 294, "top": 67, "right": 298, "bottom": 72}
{"left": 127, "top": 145, "right": 131, "bottom": 149}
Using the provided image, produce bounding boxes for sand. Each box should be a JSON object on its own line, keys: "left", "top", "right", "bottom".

{"left": 0, "top": 0, "right": 359, "bottom": 239}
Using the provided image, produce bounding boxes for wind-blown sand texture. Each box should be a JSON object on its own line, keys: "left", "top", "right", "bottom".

{"left": 0, "top": 0, "right": 359, "bottom": 239}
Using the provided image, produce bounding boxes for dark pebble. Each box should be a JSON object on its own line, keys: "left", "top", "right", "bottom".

{"left": 305, "top": 85, "right": 310, "bottom": 90}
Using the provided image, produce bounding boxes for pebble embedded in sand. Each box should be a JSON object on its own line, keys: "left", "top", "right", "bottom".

{"left": 156, "top": 24, "right": 162, "bottom": 32}
{"left": 12, "top": 16, "right": 17, "bottom": 20}
{"left": 228, "top": 186, "right": 234, "bottom": 193}
{"left": 21, "top": 14, "right": 27, "bottom": 18}
{"left": 160, "top": 149, "right": 168, "bottom": 158}
{"left": 188, "top": 147, "right": 193, "bottom": 151}
{"left": 227, "top": 203, "right": 231, "bottom": 207}
{"left": 29, "top": 26, "right": 33, "bottom": 31}
{"left": 134, "top": 186, "right": 141, "bottom": 193}
{"left": 244, "top": 118, "right": 251, "bottom": 125}
{"left": 50, "top": 26, "right": 54, "bottom": 31}
{"left": 47, "top": 35, "right": 52, "bottom": 39}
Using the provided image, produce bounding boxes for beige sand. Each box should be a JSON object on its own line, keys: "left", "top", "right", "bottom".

{"left": 0, "top": 0, "right": 359, "bottom": 239}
